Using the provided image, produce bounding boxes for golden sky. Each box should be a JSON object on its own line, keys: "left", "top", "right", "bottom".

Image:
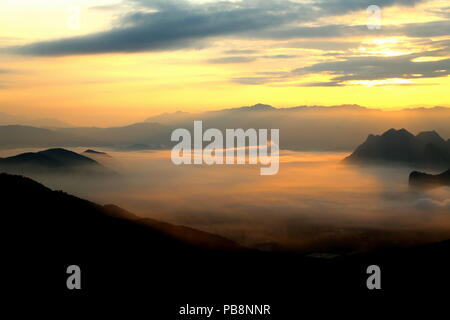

{"left": 0, "top": 0, "right": 449, "bottom": 126}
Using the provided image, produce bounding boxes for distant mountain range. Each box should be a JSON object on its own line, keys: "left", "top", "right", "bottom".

{"left": 345, "top": 129, "right": 450, "bottom": 169}
{"left": 0, "top": 148, "right": 114, "bottom": 175}
{"left": 0, "top": 125, "right": 94, "bottom": 149}
{"left": 1, "top": 104, "right": 450, "bottom": 151}
{"left": 55, "top": 122, "right": 171, "bottom": 150}
{"left": 409, "top": 169, "right": 450, "bottom": 188}
{"left": 0, "top": 111, "right": 70, "bottom": 128}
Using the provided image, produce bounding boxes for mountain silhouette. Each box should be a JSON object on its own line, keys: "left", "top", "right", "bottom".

{"left": 103, "top": 204, "right": 242, "bottom": 250}
{"left": 83, "top": 149, "right": 112, "bottom": 157}
{"left": 1, "top": 173, "right": 245, "bottom": 297}
{"left": 409, "top": 168, "right": 450, "bottom": 187}
{"left": 3, "top": 173, "right": 449, "bottom": 308}
{"left": 0, "top": 125, "right": 93, "bottom": 148}
{"left": 84, "top": 149, "right": 107, "bottom": 155}
{"left": 0, "top": 148, "right": 114, "bottom": 175}
{"left": 0, "top": 111, "right": 70, "bottom": 128}
{"left": 345, "top": 128, "right": 450, "bottom": 168}
{"left": 1, "top": 173, "right": 241, "bottom": 251}
{"left": 1, "top": 105, "right": 450, "bottom": 151}
{"left": 416, "top": 130, "right": 446, "bottom": 145}
{"left": 218, "top": 103, "right": 277, "bottom": 112}
{"left": 58, "top": 122, "right": 170, "bottom": 146}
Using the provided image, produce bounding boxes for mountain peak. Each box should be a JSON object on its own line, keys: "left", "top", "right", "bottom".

{"left": 381, "top": 128, "right": 414, "bottom": 138}
{"left": 416, "top": 131, "right": 445, "bottom": 144}
{"left": 346, "top": 128, "right": 450, "bottom": 168}
{"left": 0, "top": 148, "right": 115, "bottom": 175}
{"left": 231, "top": 103, "right": 276, "bottom": 112}
{"left": 216, "top": 103, "right": 276, "bottom": 113}
{"left": 84, "top": 149, "right": 107, "bottom": 155}
{"left": 39, "top": 148, "right": 76, "bottom": 154}
{"left": 37, "top": 148, "right": 97, "bottom": 163}
{"left": 251, "top": 103, "right": 276, "bottom": 110}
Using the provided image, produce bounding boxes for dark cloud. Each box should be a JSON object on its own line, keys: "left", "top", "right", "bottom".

{"left": 253, "top": 20, "right": 450, "bottom": 40}
{"left": 315, "top": 0, "right": 426, "bottom": 15}
{"left": 283, "top": 41, "right": 359, "bottom": 51}
{"left": 299, "top": 81, "right": 344, "bottom": 87}
{"left": 210, "top": 54, "right": 297, "bottom": 64}
{"left": 428, "top": 6, "right": 450, "bottom": 19}
{"left": 293, "top": 54, "right": 450, "bottom": 83}
{"left": 263, "top": 54, "right": 297, "bottom": 59}
{"left": 6, "top": 0, "right": 433, "bottom": 56}
{"left": 232, "top": 45, "right": 450, "bottom": 86}
{"left": 223, "top": 49, "right": 260, "bottom": 55}
{"left": 208, "top": 56, "right": 257, "bottom": 64}
{"left": 130, "top": 0, "right": 190, "bottom": 10}
{"left": 232, "top": 71, "right": 290, "bottom": 85}
{"left": 255, "top": 24, "right": 369, "bottom": 39}
{"left": 256, "top": 71, "right": 290, "bottom": 76}
{"left": 232, "top": 77, "right": 273, "bottom": 85}
{"left": 401, "top": 20, "right": 450, "bottom": 37}
{"left": 9, "top": 0, "right": 313, "bottom": 56}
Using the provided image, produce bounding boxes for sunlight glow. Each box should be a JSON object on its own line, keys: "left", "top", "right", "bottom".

{"left": 347, "top": 79, "right": 412, "bottom": 87}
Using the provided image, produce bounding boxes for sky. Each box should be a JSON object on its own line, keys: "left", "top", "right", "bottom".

{"left": 0, "top": 0, "right": 449, "bottom": 126}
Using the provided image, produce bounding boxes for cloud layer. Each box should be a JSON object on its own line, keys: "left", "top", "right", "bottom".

{"left": 7, "top": 0, "right": 435, "bottom": 56}
{"left": 4, "top": 0, "right": 448, "bottom": 89}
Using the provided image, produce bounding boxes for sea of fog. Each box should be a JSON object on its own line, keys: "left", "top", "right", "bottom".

{"left": 2, "top": 148, "right": 450, "bottom": 252}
